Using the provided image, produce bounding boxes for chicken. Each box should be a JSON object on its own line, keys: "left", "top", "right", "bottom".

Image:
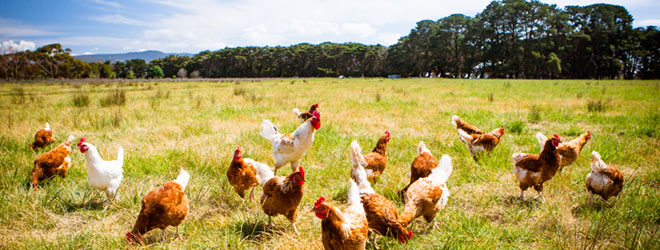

{"left": 78, "top": 137, "right": 124, "bottom": 210}
{"left": 350, "top": 141, "right": 412, "bottom": 245}
{"left": 349, "top": 131, "right": 390, "bottom": 184}
{"left": 261, "top": 110, "right": 321, "bottom": 175}
{"left": 226, "top": 146, "right": 260, "bottom": 204}
{"left": 586, "top": 151, "right": 624, "bottom": 205}
{"left": 254, "top": 162, "right": 305, "bottom": 234}
{"left": 30, "top": 135, "right": 75, "bottom": 188}
{"left": 312, "top": 180, "right": 369, "bottom": 250}
{"left": 452, "top": 115, "right": 505, "bottom": 159}
{"left": 293, "top": 103, "right": 319, "bottom": 122}
{"left": 400, "top": 154, "right": 452, "bottom": 231}
{"left": 536, "top": 131, "right": 591, "bottom": 172}
{"left": 398, "top": 142, "right": 438, "bottom": 197}
{"left": 512, "top": 134, "right": 562, "bottom": 202}
{"left": 126, "top": 169, "right": 190, "bottom": 244}
{"left": 30, "top": 122, "right": 55, "bottom": 150}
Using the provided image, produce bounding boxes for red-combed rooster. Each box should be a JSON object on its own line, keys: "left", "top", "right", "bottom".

{"left": 227, "top": 146, "right": 260, "bottom": 205}
{"left": 400, "top": 154, "right": 452, "bottom": 231}
{"left": 293, "top": 103, "right": 319, "bottom": 122}
{"left": 261, "top": 110, "right": 321, "bottom": 175}
{"left": 349, "top": 131, "right": 390, "bottom": 184}
{"left": 452, "top": 115, "right": 504, "bottom": 160}
{"left": 30, "top": 122, "right": 55, "bottom": 150}
{"left": 254, "top": 162, "right": 305, "bottom": 234}
{"left": 512, "top": 134, "right": 562, "bottom": 202}
{"left": 30, "top": 135, "right": 75, "bottom": 188}
{"left": 586, "top": 151, "right": 624, "bottom": 205}
{"left": 126, "top": 169, "right": 190, "bottom": 244}
{"left": 312, "top": 179, "right": 369, "bottom": 250}
{"left": 350, "top": 140, "right": 412, "bottom": 246}
{"left": 399, "top": 141, "right": 438, "bottom": 198}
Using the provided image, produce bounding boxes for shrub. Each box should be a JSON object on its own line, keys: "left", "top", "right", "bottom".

{"left": 100, "top": 88, "right": 126, "bottom": 107}
{"left": 148, "top": 65, "right": 164, "bottom": 78}
{"left": 10, "top": 87, "right": 26, "bottom": 104}
{"left": 488, "top": 93, "right": 494, "bottom": 102}
{"left": 233, "top": 86, "right": 246, "bottom": 96}
{"left": 587, "top": 99, "right": 607, "bottom": 112}
{"left": 528, "top": 105, "right": 541, "bottom": 123}
{"left": 506, "top": 120, "right": 525, "bottom": 134}
{"left": 72, "top": 91, "right": 90, "bottom": 107}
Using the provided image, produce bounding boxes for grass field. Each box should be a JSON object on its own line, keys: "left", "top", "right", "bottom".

{"left": 0, "top": 78, "right": 659, "bottom": 249}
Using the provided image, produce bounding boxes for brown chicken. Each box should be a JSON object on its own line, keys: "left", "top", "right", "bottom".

{"left": 350, "top": 142, "right": 411, "bottom": 245}
{"left": 400, "top": 155, "right": 452, "bottom": 231}
{"left": 312, "top": 180, "right": 369, "bottom": 250}
{"left": 349, "top": 131, "right": 390, "bottom": 184}
{"left": 586, "top": 151, "right": 624, "bottom": 205}
{"left": 452, "top": 115, "right": 505, "bottom": 159}
{"left": 512, "top": 134, "right": 562, "bottom": 202}
{"left": 537, "top": 131, "right": 591, "bottom": 172}
{"left": 30, "top": 135, "right": 75, "bottom": 188}
{"left": 30, "top": 122, "right": 55, "bottom": 150}
{"left": 227, "top": 146, "right": 260, "bottom": 203}
{"left": 398, "top": 142, "right": 438, "bottom": 198}
{"left": 254, "top": 163, "right": 305, "bottom": 234}
{"left": 293, "top": 103, "right": 319, "bottom": 122}
{"left": 126, "top": 169, "right": 190, "bottom": 244}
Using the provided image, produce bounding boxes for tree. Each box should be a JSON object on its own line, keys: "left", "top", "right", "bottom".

{"left": 148, "top": 65, "right": 164, "bottom": 78}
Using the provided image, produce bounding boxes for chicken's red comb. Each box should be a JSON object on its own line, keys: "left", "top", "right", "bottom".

{"left": 553, "top": 134, "right": 560, "bottom": 139}
{"left": 312, "top": 110, "right": 320, "bottom": 119}
{"left": 299, "top": 166, "right": 305, "bottom": 179}
{"left": 236, "top": 146, "right": 240, "bottom": 153}
{"left": 313, "top": 103, "right": 319, "bottom": 108}
{"left": 408, "top": 231, "right": 413, "bottom": 239}
{"left": 314, "top": 196, "right": 325, "bottom": 208}
{"left": 385, "top": 131, "right": 390, "bottom": 136}
{"left": 77, "top": 137, "right": 86, "bottom": 147}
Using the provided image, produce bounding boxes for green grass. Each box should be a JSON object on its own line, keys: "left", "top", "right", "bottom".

{"left": 0, "top": 78, "right": 659, "bottom": 249}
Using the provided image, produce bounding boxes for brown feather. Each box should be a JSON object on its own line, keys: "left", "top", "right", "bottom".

{"left": 400, "top": 179, "right": 444, "bottom": 227}
{"left": 260, "top": 171, "right": 304, "bottom": 222}
{"left": 318, "top": 202, "right": 369, "bottom": 250}
{"left": 31, "top": 138, "right": 73, "bottom": 187}
{"left": 360, "top": 193, "right": 407, "bottom": 239}
{"left": 400, "top": 152, "right": 437, "bottom": 195}
{"left": 227, "top": 157, "right": 259, "bottom": 198}
{"left": 31, "top": 129, "right": 55, "bottom": 150}
{"left": 128, "top": 181, "right": 189, "bottom": 243}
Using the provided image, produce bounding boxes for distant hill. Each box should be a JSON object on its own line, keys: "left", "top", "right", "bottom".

{"left": 75, "top": 50, "right": 194, "bottom": 63}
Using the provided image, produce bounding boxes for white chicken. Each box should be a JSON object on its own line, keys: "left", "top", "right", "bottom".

{"left": 260, "top": 110, "right": 321, "bottom": 175}
{"left": 77, "top": 137, "right": 124, "bottom": 210}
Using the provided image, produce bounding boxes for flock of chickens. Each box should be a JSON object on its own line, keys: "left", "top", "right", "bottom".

{"left": 27, "top": 103, "right": 625, "bottom": 249}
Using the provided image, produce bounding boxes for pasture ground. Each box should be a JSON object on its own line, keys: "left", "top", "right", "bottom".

{"left": 0, "top": 78, "right": 659, "bottom": 249}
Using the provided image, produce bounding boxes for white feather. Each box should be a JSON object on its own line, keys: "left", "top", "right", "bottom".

{"left": 429, "top": 154, "right": 452, "bottom": 185}
{"left": 536, "top": 132, "right": 548, "bottom": 150}
{"left": 260, "top": 120, "right": 279, "bottom": 142}
{"left": 253, "top": 159, "right": 275, "bottom": 186}
{"left": 512, "top": 153, "right": 527, "bottom": 164}
{"left": 451, "top": 115, "right": 460, "bottom": 128}
{"left": 457, "top": 128, "right": 472, "bottom": 144}
{"left": 44, "top": 122, "right": 51, "bottom": 131}
{"left": 346, "top": 179, "right": 365, "bottom": 215}
{"left": 174, "top": 169, "right": 190, "bottom": 191}
{"left": 292, "top": 108, "right": 302, "bottom": 117}
{"left": 417, "top": 141, "right": 431, "bottom": 155}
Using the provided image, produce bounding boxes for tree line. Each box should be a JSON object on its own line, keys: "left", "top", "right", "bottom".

{"left": 1, "top": 0, "right": 659, "bottom": 80}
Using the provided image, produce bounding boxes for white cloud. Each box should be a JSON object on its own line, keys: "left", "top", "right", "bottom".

{"left": 91, "top": 14, "right": 146, "bottom": 26}
{"left": 0, "top": 18, "right": 61, "bottom": 37}
{"left": 1, "top": 40, "right": 36, "bottom": 54}
{"left": 90, "top": 0, "right": 121, "bottom": 8}
{"left": 636, "top": 18, "right": 660, "bottom": 27}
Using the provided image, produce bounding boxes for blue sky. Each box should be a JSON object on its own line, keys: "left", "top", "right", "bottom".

{"left": 1, "top": 0, "right": 659, "bottom": 55}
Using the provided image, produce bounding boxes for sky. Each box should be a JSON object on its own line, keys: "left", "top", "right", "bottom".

{"left": 1, "top": 0, "right": 659, "bottom": 55}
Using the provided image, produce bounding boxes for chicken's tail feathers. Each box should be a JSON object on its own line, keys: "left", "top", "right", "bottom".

{"left": 512, "top": 153, "right": 527, "bottom": 164}
{"left": 591, "top": 151, "right": 605, "bottom": 172}
{"left": 116, "top": 146, "right": 124, "bottom": 164}
{"left": 174, "top": 169, "right": 191, "bottom": 191}
{"left": 417, "top": 141, "right": 431, "bottom": 155}
{"left": 536, "top": 132, "right": 548, "bottom": 148}
{"left": 292, "top": 108, "right": 302, "bottom": 117}
{"left": 254, "top": 161, "right": 275, "bottom": 186}
{"left": 350, "top": 140, "right": 365, "bottom": 166}
{"left": 260, "top": 120, "right": 279, "bottom": 141}
{"left": 347, "top": 179, "right": 365, "bottom": 215}
{"left": 457, "top": 129, "right": 472, "bottom": 144}
{"left": 430, "top": 154, "right": 453, "bottom": 184}
{"left": 451, "top": 115, "right": 460, "bottom": 128}
{"left": 45, "top": 122, "right": 51, "bottom": 131}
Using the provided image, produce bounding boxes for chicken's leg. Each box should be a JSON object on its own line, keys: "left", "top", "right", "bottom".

{"left": 518, "top": 190, "right": 524, "bottom": 201}
{"left": 291, "top": 222, "right": 300, "bottom": 235}
{"left": 369, "top": 231, "right": 379, "bottom": 250}
{"left": 589, "top": 193, "right": 593, "bottom": 206}
{"left": 290, "top": 160, "right": 300, "bottom": 173}
{"left": 174, "top": 226, "right": 183, "bottom": 241}
{"left": 248, "top": 186, "right": 255, "bottom": 202}
{"left": 161, "top": 229, "right": 167, "bottom": 242}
